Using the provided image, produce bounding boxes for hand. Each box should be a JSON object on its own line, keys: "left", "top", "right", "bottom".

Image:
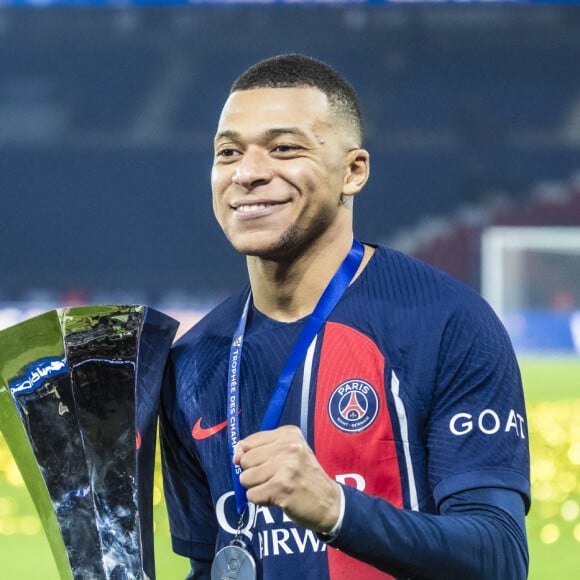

{"left": 233, "top": 425, "right": 341, "bottom": 534}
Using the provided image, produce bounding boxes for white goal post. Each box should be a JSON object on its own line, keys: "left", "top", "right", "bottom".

{"left": 481, "top": 226, "right": 580, "bottom": 353}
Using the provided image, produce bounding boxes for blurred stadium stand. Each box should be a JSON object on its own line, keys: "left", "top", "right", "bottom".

{"left": 1, "top": 4, "right": 580, "bottom": 306}
{"left": 397, "top": 174, "right": 580, "bottom": 290}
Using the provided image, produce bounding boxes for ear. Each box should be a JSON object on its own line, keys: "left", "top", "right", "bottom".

{"left": 342, "top": 148, "right": 370, "bottom": 198}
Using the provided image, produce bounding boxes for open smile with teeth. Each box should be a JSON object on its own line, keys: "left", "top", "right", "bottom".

{"left": 235, "top": 202, "right": 281, "bottom": 213}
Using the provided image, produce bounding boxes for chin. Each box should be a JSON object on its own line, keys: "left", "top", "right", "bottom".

{"left": 231, "top": 240, "right": 289, "bottom": 261}
{"left": 227, "top": 225, "right": 307, "bottom": 260}
{"left": 228, "top": 237, "right": 270, "bottom": 257}
{"left": 228, "top": 231, "right": 279, "bottom": 255}
{"left": 234, "top": 243, "right": 278, "bottom": 259}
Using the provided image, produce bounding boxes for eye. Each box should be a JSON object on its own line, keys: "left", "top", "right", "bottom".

{"left": 215, "top": 147, "right": 242, "bottom": 164}
{"left": 272, "top": 144, "right": 302, "bottom": 155}
{"left": 216, "top": 148, "right": 238, "bottom": 158}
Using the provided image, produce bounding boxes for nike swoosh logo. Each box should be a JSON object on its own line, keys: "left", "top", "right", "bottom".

{"left": 192, "top": 417, "right": 229, "bottom": 440}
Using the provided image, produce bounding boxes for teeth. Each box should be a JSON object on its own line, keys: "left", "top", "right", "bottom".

{"left": 236, "top": 204, "right": 269, "bottom": 213}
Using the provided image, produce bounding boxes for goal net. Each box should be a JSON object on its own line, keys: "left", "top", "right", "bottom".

{"left": 481, "top": 227, "right": 580, "bottom": 354}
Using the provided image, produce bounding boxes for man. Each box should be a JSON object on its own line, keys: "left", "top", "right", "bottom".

{"left": 161, "top": 54, "right": 530, "bottom": 579}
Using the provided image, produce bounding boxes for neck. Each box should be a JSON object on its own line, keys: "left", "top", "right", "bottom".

{"left": 247, "top": 238, "right": 373, "bottom": 322}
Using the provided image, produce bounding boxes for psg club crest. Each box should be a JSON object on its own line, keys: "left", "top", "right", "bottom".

{"left": 328, "top": 379, "right": 379, "bottom": 433}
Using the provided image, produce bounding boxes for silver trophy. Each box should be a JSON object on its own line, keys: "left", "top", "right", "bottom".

{"left": 0, "top": 305, "right": 179, "bottom": 579}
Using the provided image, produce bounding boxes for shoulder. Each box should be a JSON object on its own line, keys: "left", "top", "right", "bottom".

{"left": 369, "top": 245, "right": 494, "bottom": 318}
{"left": 360, "top": 245, "right": 513, "bottom": 369}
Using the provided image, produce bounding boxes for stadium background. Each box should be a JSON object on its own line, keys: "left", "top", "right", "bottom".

{"left": 0, "top": 2, "right": 579, "bottom": 578}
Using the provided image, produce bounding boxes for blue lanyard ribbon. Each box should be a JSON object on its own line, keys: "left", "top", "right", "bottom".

{"left": 227, "top": 239, "right": 365, "bottom": 514}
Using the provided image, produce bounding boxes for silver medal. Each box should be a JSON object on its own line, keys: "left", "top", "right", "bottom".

{"left": 211, "top": 538, "right": 257, "bottom": 580}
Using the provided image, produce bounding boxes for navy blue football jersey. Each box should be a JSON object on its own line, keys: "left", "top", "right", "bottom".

{"left": 160, "top": 246, "right": 530, "bottom": 579}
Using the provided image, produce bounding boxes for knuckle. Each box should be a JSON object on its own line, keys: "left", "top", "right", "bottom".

{"left": 282, "top": 424, "right": 302, "bottom": 438}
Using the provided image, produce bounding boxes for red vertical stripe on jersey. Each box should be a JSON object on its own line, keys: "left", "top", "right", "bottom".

{"left": 314, "top": 322, "right": 402, "bottom": 580}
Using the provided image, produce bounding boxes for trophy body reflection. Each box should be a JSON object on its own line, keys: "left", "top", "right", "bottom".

{"left": 0, "top": 305, "right": 178, "bottom": 579}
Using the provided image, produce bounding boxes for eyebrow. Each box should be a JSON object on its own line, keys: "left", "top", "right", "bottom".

{"left": 214, "top": 127, "right": 310, "bottom": 143}
{"left": 265, "top": 127, "right": 309, "bottom": 139}
{"left": 214, "top": 129, "right": 240, "bottom": 143}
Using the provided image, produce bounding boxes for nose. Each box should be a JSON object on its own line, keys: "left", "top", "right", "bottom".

{"left": 232, "top": 147, "right": 273, "bottom": 189}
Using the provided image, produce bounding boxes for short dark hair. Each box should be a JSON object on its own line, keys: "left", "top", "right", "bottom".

{"left": 231, "top": 54, "right": 364, "bottom": 143}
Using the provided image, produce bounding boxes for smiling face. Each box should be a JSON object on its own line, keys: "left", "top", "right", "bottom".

{"left": 211, "top": 87, "right": 369, "bottom": 262}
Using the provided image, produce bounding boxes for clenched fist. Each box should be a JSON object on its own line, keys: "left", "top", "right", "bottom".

{"left": 233, "top": 425, "right": 342, "bottom": 534}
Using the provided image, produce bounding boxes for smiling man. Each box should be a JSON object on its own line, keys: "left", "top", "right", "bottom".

{"left": 211, "top": 83, "right": 371, "bottom": 322}
{"left": 160, "top": 54, "right": 530, "bottom": 580}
